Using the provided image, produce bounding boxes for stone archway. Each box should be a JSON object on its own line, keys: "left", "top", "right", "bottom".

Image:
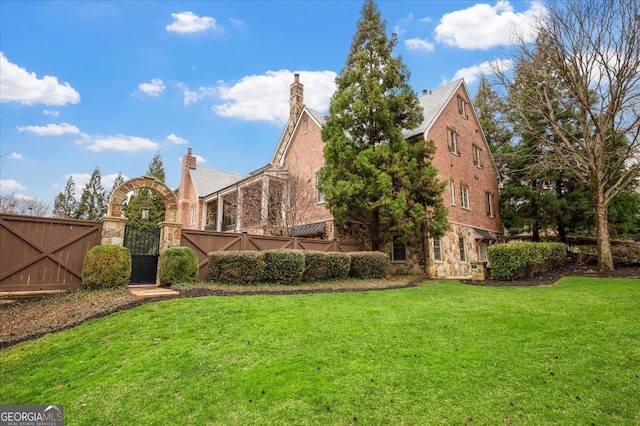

{"left": 102, "top": 176, "right": 182, "bottom": 254}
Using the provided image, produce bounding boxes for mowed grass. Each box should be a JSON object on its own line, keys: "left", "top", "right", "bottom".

{"left": 1, "top": 277, "right": 639, "bottom": 425}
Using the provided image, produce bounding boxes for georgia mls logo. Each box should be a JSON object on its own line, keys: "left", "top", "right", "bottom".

{"left": 0, "top": 405, "right": 64, "bottom": 426}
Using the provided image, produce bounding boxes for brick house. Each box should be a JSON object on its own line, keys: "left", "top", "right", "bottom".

{"left": 177, "top": 74, "right": 503, "bottom": 278}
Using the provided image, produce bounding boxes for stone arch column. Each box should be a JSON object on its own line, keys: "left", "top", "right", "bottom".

{"left": 102, "top": 176, "right": 182, "bottom": 252}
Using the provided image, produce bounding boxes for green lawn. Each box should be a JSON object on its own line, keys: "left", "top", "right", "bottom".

{"left": 1, "top": 277, "right": 639, "bottom": 425}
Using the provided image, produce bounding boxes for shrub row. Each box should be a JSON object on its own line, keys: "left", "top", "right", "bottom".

{"left": 208, "top": 250, "right": 389, "bottom": 285}
{"left": 82, "top": 245, "right": 199, "bottom": 289}
{"left": 488, "top": 242, "right": 566, "bottom": 280}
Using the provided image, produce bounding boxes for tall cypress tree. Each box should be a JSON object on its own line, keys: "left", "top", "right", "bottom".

{"left": 75, "top": 167, "right": 107, "bottom": 221}
{"left": 52, "top": 176, "right": 78, "bottom": 219}
{"left": 124, "top": 152, "right": 166, "bottom": 229}
{"left": 319, "top": 0, "right": 447, "bottom": 248}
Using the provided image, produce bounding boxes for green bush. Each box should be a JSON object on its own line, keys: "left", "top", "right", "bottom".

{"left": 488, "top": 242, "right": 566, "bottom": 280}
{"left": 349, "top": 252, "right": 390, "bottom": 279}
{"left": 82, "top": 245, "right": 132, "bottom": 289}
{"left": 303, "top": 251, "right": 331, "bottom": 282}
{"left": 327, "top": 252, "right": 351, "bottom": 279}
{"left": 208, "top": 251, "right": 265, "bottom": 284}
{"left": 158, "top": 247, "right": 198, "bottom": 286}
{"left": 264, "top": 249, "right": 305, "bottom": 285}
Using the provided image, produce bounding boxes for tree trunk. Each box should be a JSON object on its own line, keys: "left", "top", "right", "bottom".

{"left": 594, "top": 191, "right": 614, "bottom": 271}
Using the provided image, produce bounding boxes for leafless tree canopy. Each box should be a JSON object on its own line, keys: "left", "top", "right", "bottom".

{"left": 495, "top": 0, "right": 640, "bottom": 271}
{"left": 0, "top": 193, "right": 50, "bottom": 217}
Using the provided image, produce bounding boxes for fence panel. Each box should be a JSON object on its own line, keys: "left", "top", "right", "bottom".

{"left": 0, "top": 214, "right": 101, "bottom": 294}
{"left": 181, "top": 229, "right": 363, "bottom": 281}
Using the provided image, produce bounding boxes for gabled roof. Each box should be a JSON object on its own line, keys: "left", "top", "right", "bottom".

{"left": 272, "top": 105, "right": 326, "bottom": 167}
{"left": 189, "top": 166, "right": 245, "bottom": 198}
{"left": 403, "top": 79, "right": 463, "bottom": 139}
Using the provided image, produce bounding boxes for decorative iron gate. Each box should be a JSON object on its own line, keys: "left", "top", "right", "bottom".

{"left": 124, "top": 225, "right": 160, "bottom": 284}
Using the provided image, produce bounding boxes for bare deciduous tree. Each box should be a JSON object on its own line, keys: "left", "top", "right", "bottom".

{"left": 496, "top": 0, "right": 640, "bottom": 271}
{"left": 0, "top": 192, "right": 50, "bottom": 216}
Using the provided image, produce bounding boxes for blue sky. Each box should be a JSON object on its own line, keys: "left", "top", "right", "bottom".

{"left": 0, "top": 0, "right": 543, "bottom": 208}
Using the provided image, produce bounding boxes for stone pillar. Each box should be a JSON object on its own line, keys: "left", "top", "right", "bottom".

{"left": 158, "top": 221, "right": 183, "bottom": 253}
{"left": 101, "top": 216, "right": 128, "bottom": 246}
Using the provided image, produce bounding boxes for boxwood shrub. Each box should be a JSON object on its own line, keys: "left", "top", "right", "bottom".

{"left": 158, "top": 247, "right": 198, "bottom": 286}
{"left": 349, "top": 251, "right": 390, "bottom": 279}
{"left": 208, "top": 251, "right": 265, "bottom": 284}
{"left": 82, "top": 245, "right": 132, "bottom": 289}
{"left": 303, "top": 251, "right": 331, "bottom": 282}
{"left": 264, "top": 249, "right": 305, "bottom": 285}
{"left": 327, "top": 252, "right": 351, "bottom": 279}
{"left": 488, "top": 242, "right": 566, "bottom": 280}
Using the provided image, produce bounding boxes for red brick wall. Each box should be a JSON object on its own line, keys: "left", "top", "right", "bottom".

{"left": 177, "top": 149, "right": 200, "bottom": 229}
{"left": 427, "top": 86, "right": 502, "bottom": 233}
{"left": 282, "top": 112, "right": 333, "bottom": 225}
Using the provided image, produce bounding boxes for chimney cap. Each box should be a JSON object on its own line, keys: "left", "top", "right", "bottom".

{"left": 422, "top": 89, "right": 428, "bottom": 95}
{"left": 187, "top": 147, "right": 192, "bottom": 155}
{"left": 294, "top": 73, "right": 300, "bottom": 83}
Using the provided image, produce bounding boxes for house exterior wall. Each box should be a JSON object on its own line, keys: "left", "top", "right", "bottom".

{"left": 177, "top": 149, "right": 202, "bottom": 230}
{"left": 282, "top": 111, "right": 334, "bottom": 227}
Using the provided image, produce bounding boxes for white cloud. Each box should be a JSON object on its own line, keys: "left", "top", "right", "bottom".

{"left": 449, "top": 59, "right": 514, "bottom": 84}
{"left": 214, "top": 70, "right": 337, "bottom": 125}
{"left": 0, "top": 52, "right": 80, "bottom": 105}
{"left": 80, "top": 135, "right": 159, "bottom": 152}
{"left": 177, "top": 154, "right": 206, "bottom": 164}
{"left": 166, "top": 11, "right": 217, "bottom": 34}
{"left": 167, "top": 133, "right": 188, "bottom": 144}
{"left": 405, "top": 38, "right": 435, "bottom": 51}
{"left": 67, "top": 173, "right": 90, "bottom": 193}
{"left": 177, "top": 83, "right": 217, "bottom": 106}
{"left": 420, "top": 17, "right": 433, "bottom": 23}
{"left": 11, "top": 152, "right": 23, "bottom": 160}
{"left": 17, "top": 122, "right": 81, "bottom": 136}
{"left": 0, "top": 179, "right": 26, "bottom": 192}
{"left": 137, "top": 78, "right": 166, "bottom": 96}
{"left": 42, "top": 110, "right": 60, "bottom": 116}
{"left": 434, "top": 0, "right": 544, "bottom": 49}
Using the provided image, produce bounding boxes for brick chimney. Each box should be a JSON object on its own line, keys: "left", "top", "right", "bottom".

{"left": 290, "top": 73, "right": 304, "bottom": 122}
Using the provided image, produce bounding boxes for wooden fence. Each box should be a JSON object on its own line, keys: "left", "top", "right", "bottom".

{"left": 0, "top": 213, "right": 102, "bottom": 294}
{"left": 181, "top": 229, "right": 363, "bottom": 281}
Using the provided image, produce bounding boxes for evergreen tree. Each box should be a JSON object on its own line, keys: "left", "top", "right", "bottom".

{"left": 75, "top": 167, "right": 107, "bottom": 220}
{"left": 124, "top": 152, "right": 166, "bottom": 229}
{"left": 319, "top": 0, "right": 447, "bottom": 248}
{"left": 52, "top": 176, "right": 78, "bottom": 218}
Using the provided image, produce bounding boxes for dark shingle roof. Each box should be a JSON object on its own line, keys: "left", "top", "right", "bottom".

{"left": 403, "top": 79, "right": 463, "bottom": 139}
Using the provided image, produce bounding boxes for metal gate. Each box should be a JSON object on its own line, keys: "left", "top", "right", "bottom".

{"left": 124, "top": 225, "right": 160, "bottom": 284}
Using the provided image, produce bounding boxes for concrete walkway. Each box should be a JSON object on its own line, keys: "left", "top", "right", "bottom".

{"left": 129, "top": 285, "right": 180, "bottom": 299}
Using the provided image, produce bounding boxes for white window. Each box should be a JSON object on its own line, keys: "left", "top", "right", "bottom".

{"left": 459, "top": 237, "right": 467, "bottom": 262}
{"left": 392, "top": 235, "right": 406, "bottom": 262}
{"left": 450, "top": 180, "right": 456, "bottom": 205}
{"left": 448, "top": 128, "right": 458, "bottom": 154}
{"left": 433, "top": 239, "right": 442, "bottom": 262}
{"left": 190, "top": 205, "right": 196, "bottom": 225}
{"left": 478, "top": 243, "right": 488, "bottom": 262}
{"left": 473, "top": 145, "right": 482, "bottom": 167}
{"left": 458, "top": 96, "right": 467, "bottom": 118}
{"left": 303, "top": 116, "right": 309, "bottom": 133}
{"left": 460, "top": 184, "right": 469, "bottom": 209}
{"left": 485, "top": 191, "right": 494, "bottom": 217}
{"left": 316, "top": 172, "right": 325, "bottom": 203}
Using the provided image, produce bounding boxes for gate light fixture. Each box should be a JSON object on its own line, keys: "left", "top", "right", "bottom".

{"left": 141, "top": 205, "right": 150, "bottom": 221}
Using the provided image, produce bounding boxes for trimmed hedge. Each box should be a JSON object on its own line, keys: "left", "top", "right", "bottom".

{"left": 488, "top": 242, "right": 566, "bottom": 280}
{"left": 303, "top": 251, "right": 352, "bottom": 282}
{"left": 159, "top": 247, "right": 198, "bottom": 286}
{"left": 349, "top": 251, "right": 390, "bottom": 279}
{"left": 208, "top": 251, "right": 265, "bottom": 284}
{"left": 82, "top": 245, "right": 132, "bottom": 289}
{"left": 263, "top": 249, "right": 305, "bottom": 285}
